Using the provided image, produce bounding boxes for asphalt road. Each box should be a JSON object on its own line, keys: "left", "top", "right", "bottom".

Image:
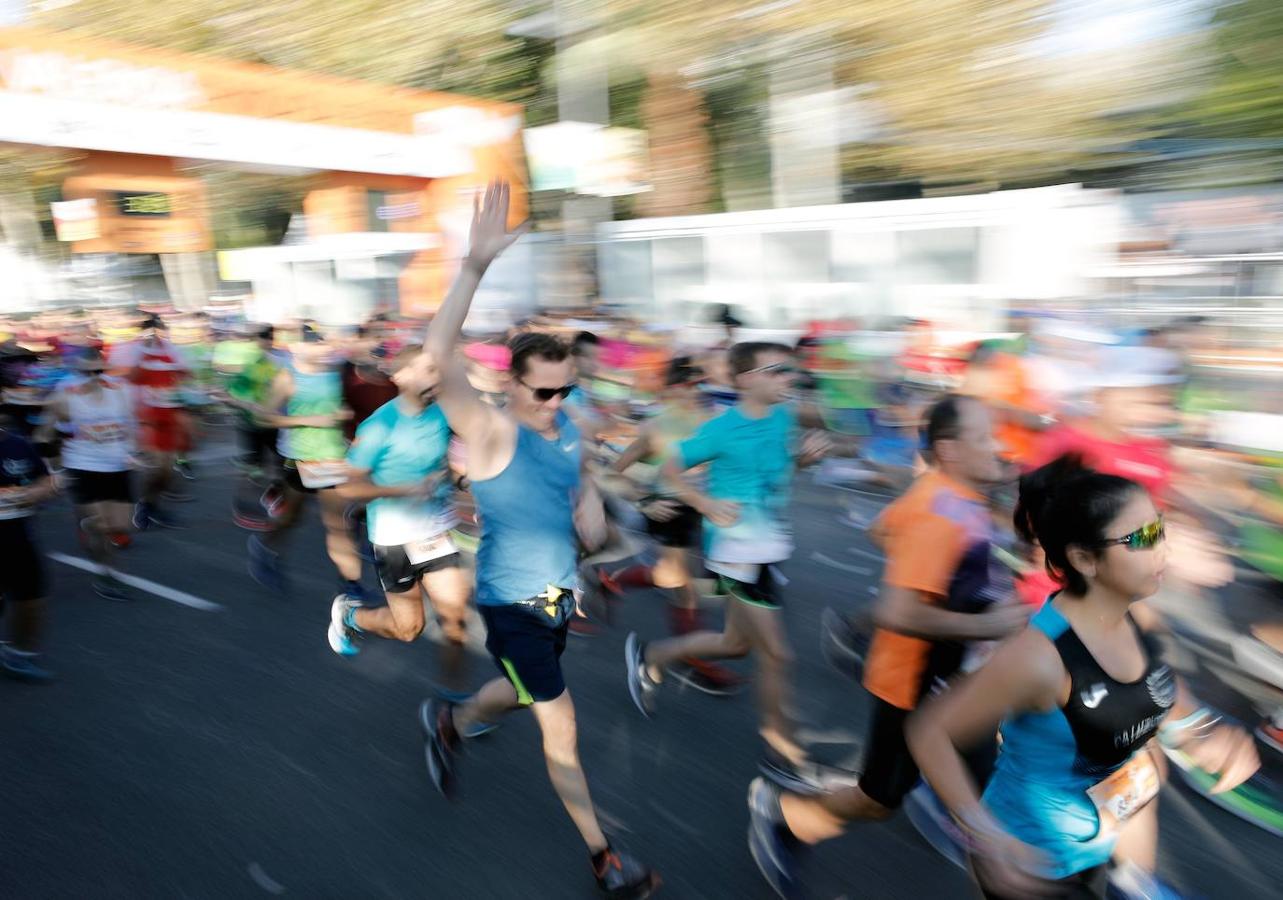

{"left": 3, "top": 437, "right": 1280, "bottom": 899}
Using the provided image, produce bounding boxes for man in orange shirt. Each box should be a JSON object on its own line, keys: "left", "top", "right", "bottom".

{"left": 748, "top": 394, "right": 1030, "bottom": 896}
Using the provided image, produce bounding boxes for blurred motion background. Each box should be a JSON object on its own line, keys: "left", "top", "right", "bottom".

{"left": 0, "top": 0, "right": 1276, "bottom": 336}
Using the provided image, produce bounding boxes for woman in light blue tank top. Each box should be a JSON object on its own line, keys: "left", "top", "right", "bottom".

{"left": 907, "top": 455, "right": 1259, "bottom": 899}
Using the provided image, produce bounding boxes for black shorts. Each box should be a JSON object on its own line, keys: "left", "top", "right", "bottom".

{"left": 479, "top": 591, "right": 575, "bottom": 705}
{"left": 974, "top": 860, "right": 1107, "bottom": 899}
{"left": 0, "top": 519, "right": 47, "bottom": 605}
{"left": 65, "top": 469, "right": 132, "bottom": 506}
{"left": 373, "top": 539, "right": 461, "bottom": 594}
{"left": 643, "top": 499, "right": 701, "bottom": 548}
{"left": 857, "top": 697, "right": 919, "bottom": 810}
{"left": 714, "top": 565, "right": 782, "bottom": 611}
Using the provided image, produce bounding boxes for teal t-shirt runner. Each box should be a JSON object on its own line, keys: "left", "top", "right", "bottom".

{"left": 677, "top": 402, "right": 797, "bottom": 566}
{"left": 346, "top": 398, "right": 455, "bottom": 547}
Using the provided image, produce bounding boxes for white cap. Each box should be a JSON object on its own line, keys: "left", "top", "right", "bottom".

{"left": 1085, "top": 345, "right": 1183, "bottom": 390}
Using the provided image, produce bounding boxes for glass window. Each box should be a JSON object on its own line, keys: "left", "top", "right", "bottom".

{"left": 895, "top": 228, "right": 979, "bottom": 284}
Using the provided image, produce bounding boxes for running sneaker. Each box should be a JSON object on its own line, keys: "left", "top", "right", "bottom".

{"left": 144, "top": 506, "right": 184, "bottom": 529}
{"left": 666, "top": 659, "right": 747, "bottom": 696}
{"left": 592, "top": 845, "right": 660, "bottom": 899}
{"left": 758, "top": 747, "right": 856, "bottom": 797}
{"left": 0, "top": 645, "right": 54, "bottom": 683}
{"left": 328, "top": 594, "right": 361, "bottom": 657}
{"left": 247, "top": 535, "right": 285, "bottom": 592}
{"left": 598, "top": 567, "right": 625, "bottom": 598}
{"left": 93, "top": 576, "right": 130, "bottom": 603}
{"left": 419, "top": 698, "right": 460, "bottom": 798}
{"left": 748, "top": 777, "right": 801, "bottom": 900}
{"left": 432, "top": 688, "right": 500, "bottom": 738}
{"left": 109, "top": 532, "right": 132, "bottom": 549}
{"left": 260, "top": 485, "right": 286, "bottom": 520}
{"left": 174, "top": 457, "right": 196, "bottom": 480}
{"left": 820, "top": 606, "right": 870, "bottom": 682}
{"left": 131, "top": 501, "right": 152, "bottom": 531}
{"left": 1106, "top": 862, "right": 1195, "bottom": 900}
{"left": 1256, "top": 717, "right": 1283, "bottom": 756}
{"left": 624, "top": 632, "right": 658, "bottom": 717}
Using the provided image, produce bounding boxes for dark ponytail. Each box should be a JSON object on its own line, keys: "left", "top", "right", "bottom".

{"left": 1014, "top": 454, "right": 1143, "bottom": 595}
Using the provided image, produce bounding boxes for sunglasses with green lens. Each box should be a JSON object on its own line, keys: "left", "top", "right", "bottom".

{"left": 1098, "top": 517, "right": 1165, "bottom": 551}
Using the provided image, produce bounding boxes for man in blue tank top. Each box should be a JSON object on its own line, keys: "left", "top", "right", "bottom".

{"left": 418, "top": 182, "right": 657, "bottom": 899}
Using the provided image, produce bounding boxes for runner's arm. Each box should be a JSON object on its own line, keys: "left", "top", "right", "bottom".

{"left": 612, "top": 429, "right": 652, "bottom": 474}
{"left": 906, "top": 631, "right": 1062, "bottom": 862}
{"left": 873, "top": 584, "right": 1031, "bottom": 642}
{"left": 335, "top": 467, "right": 437, "bottom": 502}
{"left": 252, "top": 369, "right": 345, "bottom": 428}
{"left": 424, "top": 181, "right": 526, "bottom": 447}
{"left": 33, "top": 392, "right": 69, "bottom": 443}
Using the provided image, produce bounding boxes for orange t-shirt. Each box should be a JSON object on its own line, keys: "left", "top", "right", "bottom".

{"left": 863, "top": 469, "right": 1004, "bottom": 710}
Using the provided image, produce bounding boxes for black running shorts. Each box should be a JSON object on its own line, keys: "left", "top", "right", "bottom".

{"left": 479, "top": 591, "right": 574, "bottom": 705}
{"left": 373, "top": 539, "right": 461, "bottom": 594}
{"left": 714, "top": 566, "right": 782, "bottom": 611}
{"left": 65, "top": 469, "right": 132, "bottom": 506}
{"left": 857, "top": 697, "right": 919, "bottom": 811}
{"left": 643, "top": 499, "right": 701, "bottom": 548}
{"left": 0, "top": 519, "right": 47, "bottom": 606}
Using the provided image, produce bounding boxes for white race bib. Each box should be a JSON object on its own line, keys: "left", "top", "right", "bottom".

{"left": 295, "top": 460, "right": 348, "bottom": 489}
{"left": 405, "top": 532, "right": 457, "bottom": 565}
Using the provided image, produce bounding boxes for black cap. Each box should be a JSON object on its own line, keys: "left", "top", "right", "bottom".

{"left": 300, "top": 324, "right": 324, "bottom": 344}
{"left": 256, "top": 325, "right": 274, "bottom": 341}
{"left": 140, "top": 314, "right": 164, "bottom": 331}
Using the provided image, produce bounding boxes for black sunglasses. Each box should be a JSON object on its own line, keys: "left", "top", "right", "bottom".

{"left": 517, "top": 377, "right": 576, "bottom": 403}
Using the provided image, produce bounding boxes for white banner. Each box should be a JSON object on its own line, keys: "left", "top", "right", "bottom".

{"left": 0, "top": 90, "right": 473, "bottom": 178}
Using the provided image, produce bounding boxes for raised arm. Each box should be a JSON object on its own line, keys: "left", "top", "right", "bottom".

{"left": 424, "top": 180, "right": 528, "bottom": 445}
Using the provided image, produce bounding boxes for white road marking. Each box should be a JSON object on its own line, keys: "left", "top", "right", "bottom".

{"left": 847, "top": 546, "right": 885, "bottom": 563}
{"left": 47, "top": 553, "right": 223, "bottom": 611}
{"left": 247, "top": 862, "right": 285, "bottom": 895}
{"left": 810, "top": 551, "right": 873, "bottom": 576}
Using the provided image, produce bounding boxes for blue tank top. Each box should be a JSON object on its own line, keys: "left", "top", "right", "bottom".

{"left": 981, "top": 601, "right": 1174, "bottom": 879}
{"left": 471, "top": 411, "right": 581, "bottom": 606}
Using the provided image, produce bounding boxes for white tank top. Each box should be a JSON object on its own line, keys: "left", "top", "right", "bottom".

{"left": 62, "top": 378, "right": 135, "bottom": 472}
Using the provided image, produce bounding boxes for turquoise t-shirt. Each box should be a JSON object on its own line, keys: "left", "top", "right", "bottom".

{"left": 346, "top": 398, "right": 455, "bottom": 546}
{"left": 677, "top": 403, "right": 797, "bottom": 565}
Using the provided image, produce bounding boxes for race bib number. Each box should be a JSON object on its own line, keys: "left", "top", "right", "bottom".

{"left": 295, "top": 460, "right": 348, "bottom": 489}
{"left": 405, "top": 533, "right": 457, "bottom": 565}
{"left": 82, "top": 422, "right": 127, "bottom": 444}
{"left": 1086, "top": 751, "right": 1160, "bottom": 834}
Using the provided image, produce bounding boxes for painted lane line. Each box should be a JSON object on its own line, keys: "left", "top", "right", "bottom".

{"left": 48, "top": 553, "right": 223, "bottom": 611}
{"left": 810, "top": 551, "right": 873, "bottom": 576}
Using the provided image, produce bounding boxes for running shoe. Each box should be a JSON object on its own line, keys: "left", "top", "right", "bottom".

{"left": 174, "top": 457, "right": 196, "bottom": 480}
{"left": 1106, "top": 863, "right": 1195, "bottom": 900}
{"left": 666, "top": 659, "right": 747, "bottom": 696}
{"left": 598, "top": 567, "right": 625, "bottom": 597}
{"left": 1256, "top": 717, "right": 1283, "bottom": 756}
{"left": 131, "top": 501, "right": 151, "bottom": 531}
{"left": 758, "top": 747, "right": 856, "bottom": 797}
{"left": 593, "top": 845, "right": 660, "bottom": 899}
{"left": 0, "top": 645, "right": 54, "bottom": 683}
{"left": 748, "top": 777, "right": 801, "bottom": 899}
{"left": 109, "top": 532, "right": 132, "bottom": 549}
{"left": 260, "top": 485, "right": 286, "bottom": 520}
{"left": 93, "top": 576, "right": 130, "bottom": 603}
{"left": 432, "top": 688, "right": 500, "bottom": 738}
{"left": 820, "top": 606, "right": 870, "bottom": 682}
{"left": 624, "top": 632, "right": 658, "bottom": 717}
{"left": 328, "top": 594, "right": 361, "bottom": 657}
{"left": 144, "top": 506, "right": 184, "bottom": 529}
{"left": 247, "top": 535, "right": 285, "bottom": 592}
{"left": 419, "top": 698, "right": 460, "bottom": 798}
